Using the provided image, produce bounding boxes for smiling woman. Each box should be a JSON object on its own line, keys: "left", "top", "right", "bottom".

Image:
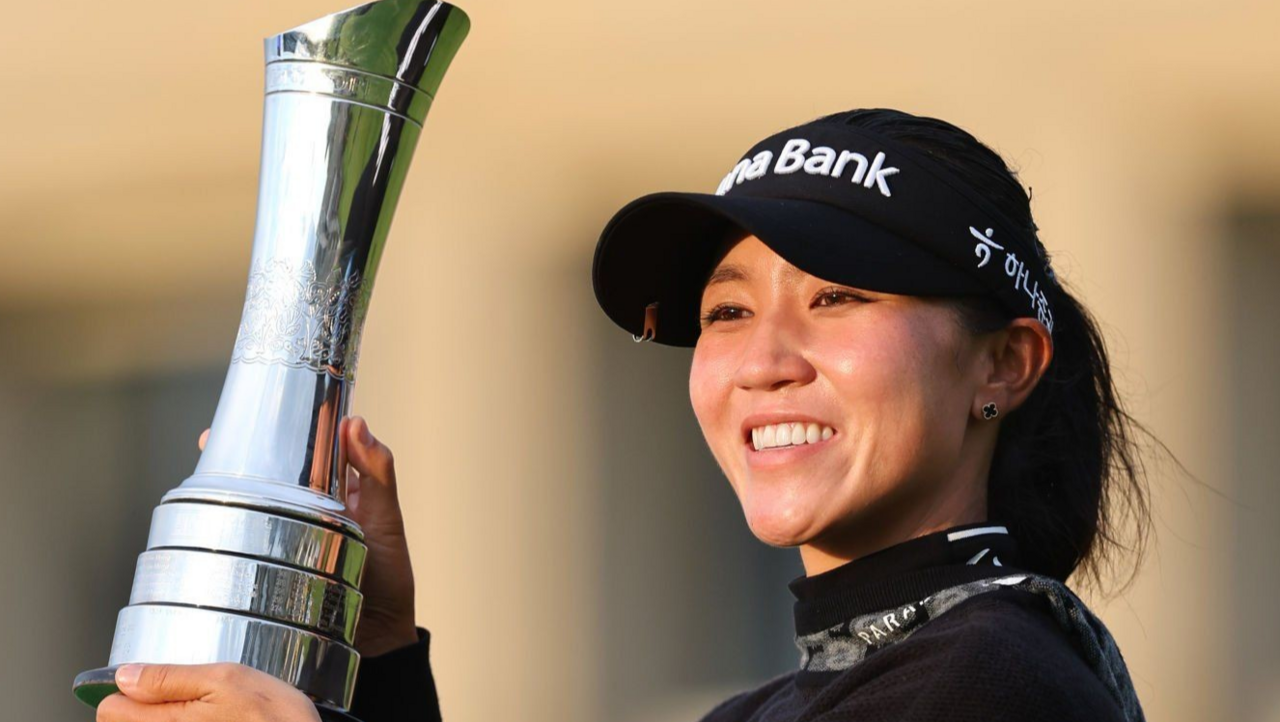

{"left": 589, "top": 108, "right": 1152, "bottom": 721}
{"left": 93, "top": 108, "right": 1153, "bottom": 722}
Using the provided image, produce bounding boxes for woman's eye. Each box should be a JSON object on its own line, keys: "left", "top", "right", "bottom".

{"left": 813, "top": 288, "right": 866, "bottom": 308}
{"left": 701, "top": 304, "right": 750, "bottom": 325}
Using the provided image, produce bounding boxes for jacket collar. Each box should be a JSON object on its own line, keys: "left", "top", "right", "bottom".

{"left": 789, "top": 523, "right": 1021, "bottom": 638}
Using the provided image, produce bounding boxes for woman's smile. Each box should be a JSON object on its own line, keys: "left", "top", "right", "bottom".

{"left": 745, "top": 429, "right": 839, "bottom": 468}
{"left": 742, "top": 414, "right": 839, "bottom": 467}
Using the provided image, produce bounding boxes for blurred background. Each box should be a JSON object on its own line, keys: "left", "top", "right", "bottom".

{"left": 2, "top": 0, "right": 1278, "bottom": 720}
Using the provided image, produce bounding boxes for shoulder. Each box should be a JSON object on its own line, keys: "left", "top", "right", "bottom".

{"left": 698, "top": 671, "right": 797, "bottom": 722}
{"left": 830, "top": 589, "right": 1128, "bottom": 721}
{"left": 699, "top": 590, "right": 1131, "bottom": 722}
{"left": 912, "top": 587, "right": 1075, "bottom": 660}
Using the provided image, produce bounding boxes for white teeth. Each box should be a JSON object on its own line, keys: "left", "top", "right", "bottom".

{"left": 749, "top": 422, "right": 836, "bottom": 451}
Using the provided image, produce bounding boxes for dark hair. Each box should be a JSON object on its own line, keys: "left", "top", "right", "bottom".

{"left": 821, "top": 108, "right": 1153, "bottom": 592}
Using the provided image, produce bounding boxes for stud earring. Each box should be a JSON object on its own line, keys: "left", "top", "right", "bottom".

{"left": 982, "top": 402, "right": 999, "bottom": 420}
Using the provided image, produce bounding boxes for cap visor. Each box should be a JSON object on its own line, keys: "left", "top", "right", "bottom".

{"left": 592, "top": 192, "right": 987, "bottom": 346}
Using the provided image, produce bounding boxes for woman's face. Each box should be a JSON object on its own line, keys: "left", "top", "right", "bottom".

{"left": 689, "top": 235, "right": 993, "bottom": 565}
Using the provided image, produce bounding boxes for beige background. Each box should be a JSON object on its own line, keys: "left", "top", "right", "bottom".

{"left": 2, "top": 0, "right": 1278, "bottom": 720}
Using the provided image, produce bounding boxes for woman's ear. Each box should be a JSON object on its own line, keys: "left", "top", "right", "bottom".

{"left": 974, "top": 318, "right": 1053, "bottom": 419}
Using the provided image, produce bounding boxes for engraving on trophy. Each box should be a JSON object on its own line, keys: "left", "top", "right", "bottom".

{"left": 266, "top": 62, "right": 424, "bottom": 122}
{"left": 231, "top": 258, "right": 370, "bottom": 379}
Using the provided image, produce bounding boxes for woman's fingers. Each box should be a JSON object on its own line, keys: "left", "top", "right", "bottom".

{"left": 97, "top": 692, "right": 165, "bottom": 722}
{"left": 198, "top": 428, "right": 210, "bottom": 451}
{"left": 338, "top": 416, "right": 417, "bottom": 656}
{"left": 347, "top": 417, "right": 395, "bottom": 487}
{"left": 346, "top": 463, "right": 362, "bottom": 513}
{"left": 345, "top": 416, "right": 403, "bottom": 532}
{"left": 101, "top": 663, "right": 320, "bottom": 722}
{"left": 114, "top": 662, "right": 227, "bottom": 704}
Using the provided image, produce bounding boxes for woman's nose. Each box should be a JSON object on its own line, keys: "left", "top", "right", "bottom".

{"left": 732, "top": 315, "right": 818, "bottom": 391}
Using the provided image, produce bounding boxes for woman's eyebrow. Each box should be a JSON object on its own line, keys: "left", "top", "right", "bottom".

{"left": 705, "top": 264, "right": 749, "bottom": 287}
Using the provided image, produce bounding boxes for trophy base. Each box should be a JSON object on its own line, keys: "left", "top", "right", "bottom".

{"left": 76, "top": 500, "right": 369, "bottom": 712}
{"left": 71, "top": 665, "right": 118, "bottom": 708}
{"left": 72, "top": 665, "right": 363, "bottom": 721}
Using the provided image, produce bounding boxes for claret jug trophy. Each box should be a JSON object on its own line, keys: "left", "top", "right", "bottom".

{"left": 71, "top": 1, "right": 469, "bottom": 718}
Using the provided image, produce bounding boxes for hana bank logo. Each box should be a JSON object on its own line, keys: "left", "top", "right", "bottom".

{"left": 715, "top": 138, "right": 900, "bottom": 198}
{"left": 969, "top": 225, "right": 1054, "bottom": 332}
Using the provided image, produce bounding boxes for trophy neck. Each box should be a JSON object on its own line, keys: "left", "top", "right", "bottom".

{"left": 176, "top": 0, "right": 469, "bottom": 520}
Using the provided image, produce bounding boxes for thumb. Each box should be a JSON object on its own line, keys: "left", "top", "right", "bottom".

{"left": 115, "top": 663, "right": 224, "bottom": 703}
{"left": 345, "top": 417, "right": 403, "bottom": 528}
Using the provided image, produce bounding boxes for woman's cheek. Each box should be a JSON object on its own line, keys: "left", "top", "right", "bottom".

{"left": 689, "top": 345, "right": 739, "bottom": 469}
{"left": 688, "top": 350, "right": 718, "bottom": 435}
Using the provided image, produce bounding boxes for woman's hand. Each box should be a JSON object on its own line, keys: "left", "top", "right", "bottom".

{"left": 341, "top": 416, "right": 419, "bottom": 656}
{"left": 97, "top": 663, "right": 320, "bottom": 722}
{"left": 197, "top": 415, "right": 418, "bottom": 657}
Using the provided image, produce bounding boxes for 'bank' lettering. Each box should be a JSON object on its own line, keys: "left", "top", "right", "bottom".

{"left": 716, "top": 137, "right": 900, "bottom": 197}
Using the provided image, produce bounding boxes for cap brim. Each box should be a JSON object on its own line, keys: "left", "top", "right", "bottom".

{"left": 592, "top": 191, "right": 989, "bottom": 346}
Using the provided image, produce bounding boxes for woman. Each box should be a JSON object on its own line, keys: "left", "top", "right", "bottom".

{"left": 97, "top": 108, "right": 1150, "bottom": 722}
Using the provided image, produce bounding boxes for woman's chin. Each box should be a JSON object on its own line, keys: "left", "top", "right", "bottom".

{"left": 742, "top": 504, "right": 824, "bottom": 548}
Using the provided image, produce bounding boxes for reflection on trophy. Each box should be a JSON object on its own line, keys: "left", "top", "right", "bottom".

{"left": 71, "top": 0, "right": 469, "bottom": 716}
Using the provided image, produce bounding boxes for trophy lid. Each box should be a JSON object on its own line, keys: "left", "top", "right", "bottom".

{"left": 266, "top": 0, "right": 470, "bottom": 123}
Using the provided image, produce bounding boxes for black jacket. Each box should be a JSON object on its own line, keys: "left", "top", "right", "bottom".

{"left": 348, "top": 524, "right": 1139, "bottom": 722}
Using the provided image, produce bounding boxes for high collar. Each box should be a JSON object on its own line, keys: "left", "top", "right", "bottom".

{"left": 789, "top": 522, "right": 1021, "bottom": 638}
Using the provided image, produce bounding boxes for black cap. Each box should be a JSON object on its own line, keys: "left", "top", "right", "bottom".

{"left": 592, "top": 116, "right": 1058, "bottom": 347}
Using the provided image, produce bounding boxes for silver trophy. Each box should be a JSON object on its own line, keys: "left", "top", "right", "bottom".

{"left": 72, "top": 1, "right": 469, "bottom": 717}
